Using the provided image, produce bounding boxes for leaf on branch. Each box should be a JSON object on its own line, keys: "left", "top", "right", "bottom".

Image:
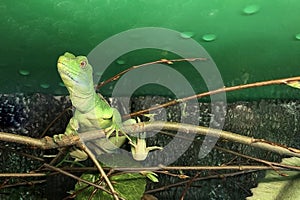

{"left": 247, "top": 157, "right": 300, "bottom": 200}
{"left": 75, "top": 173, "right": 146, "bottom": 200}
{"left": 140, "top": 171, "right": 159, "bottom": 183}
{"left": 285, "top": 80, "right": 300, "bottom": 89}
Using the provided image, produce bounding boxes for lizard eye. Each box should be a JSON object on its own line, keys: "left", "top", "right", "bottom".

{"left": 80, "top": 60, "right": 87, "bottom": 68}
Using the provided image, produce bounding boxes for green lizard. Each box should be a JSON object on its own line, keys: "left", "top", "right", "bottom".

{"left": 56, "top": 52, "right": 162, "bottom": 161}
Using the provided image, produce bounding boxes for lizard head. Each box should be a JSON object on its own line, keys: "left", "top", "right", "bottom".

{"left": 57, "top": 52, "right": 95, "bottom": 97}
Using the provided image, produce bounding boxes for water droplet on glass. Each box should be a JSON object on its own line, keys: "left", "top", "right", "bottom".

{"left": 202, "top": 34, "right": 217, "bottom": 42}
{"left": 161, "top": 50, "right": 169, "bottom": 57}
{"left": 295, "top": 33, "right": 300, "bottom": 40}
{"left": 116, "top": 59, "right": 126, "bottom": 65}
{"left": 58, "top": 82, "right": 65, "bottom": 87}
{"left": 208, "top": 9, "right": 219, "bottom": 16}
{"left": 180, "top": 32, "right": 194, "bottom": 39}
{"left": 40, "top": 83, "right": 50, "bottom": 89}
{"left": 19, "top": 69, "right": 30, "bottom": 76}
{"left": 243, "top": 5, "right": 260, "bottom": 15}
{"left": 241, "top": 73, "right": 250, "bottom": 84}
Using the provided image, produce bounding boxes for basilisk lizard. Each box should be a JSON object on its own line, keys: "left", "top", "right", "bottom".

{"left": 55, "top": 52, "right": 162, "bottom": 161}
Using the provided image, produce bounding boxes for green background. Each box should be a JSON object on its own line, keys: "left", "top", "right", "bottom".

{"left": 1, "top": 0, "right": 300, "bottom": 101}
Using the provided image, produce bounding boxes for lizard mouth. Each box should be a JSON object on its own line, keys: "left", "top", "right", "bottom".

{"left": 57, "top": 62, "right": 80, "bottom": 84}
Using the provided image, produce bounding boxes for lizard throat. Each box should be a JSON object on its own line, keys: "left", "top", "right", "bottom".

{"left": 70, "top": 92, "right": 97, "bottom": 114}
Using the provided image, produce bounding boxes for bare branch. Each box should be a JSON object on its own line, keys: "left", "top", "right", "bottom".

{"left": 0, "top": 173, "right": 46, "bottom": 177}
{"left": 126, "top": 76, "right": 300, "bottom": 118}
{"left": 112, "top": 165, "right": 299, "bottom": 172}
{"left": 78, "top": 143, "right": 120, "bottom": 200}
{"left": 145, "top": 170, "right": 257, "bottom": 194}
{"left": 80, "top": 121, "right": 300, "bottom": 158}
{"left": 1, "top": 120, "right": 300, "bottom": 160}
{"left": 43, "top": 163, "right": 112, "bottom": 194}
{"left": 139, "top": 121, "right": 300, "bottom": 158}
{"left": 0, "top": 132, "right": 80, "bottom": 149}
{"left": 96, "top": 57, "right": 207, "bottom": 90}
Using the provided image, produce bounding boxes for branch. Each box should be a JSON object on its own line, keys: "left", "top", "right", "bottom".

{"left": 78, "top": 143, "right": 120, "bottom": 200}
{"left": 1, "top": 121, "right": 300, "bottom": 158}
{"left": 0, "top": 173, "right": 46, "bottom": 177}
{"left": 0, "top": 132, "right": 80, "bottom": 149}
{"left": 139, "top": 121, "right": 300, "bottom": 158}
{"left": 95, "top": 57, "right": 207, "bottom": 90}
{"left": 112, "top": 165, "right": 300, "bottom": 172}
{"left": 82, "top": 121, "right": 300, "bottom": 158}
{"left": 126, "top": 76, "right": 300, "bottom": 118}
{"left": 43, "top": 163, "right": 112, "bottom": 194}
{"left": 145, "top": 170, "right": 257, "bottom": 194}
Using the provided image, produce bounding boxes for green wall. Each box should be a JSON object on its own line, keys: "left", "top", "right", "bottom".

{"left": 1, "top": 0, "right": 300, "bottom": 100}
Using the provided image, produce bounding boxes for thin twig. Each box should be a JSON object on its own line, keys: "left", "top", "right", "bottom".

{"left": 43, "top": 163, "right": 112, "bottom": 195}
{"left": 78, "top": 143, "right": 120, "bottom": 200}
{"left": 0, "top": 179, "right": 46, "bottom": 189}
{"left": 180, "top": 173, "right": 199, "bottom": 200}
{"left": 159, "top": 131, "right": 300, "bottom": 172}
{"left": 112, "top": 165, "right": 298, "bottom": 172}
{"left": 0, "top": 173, "right": 46, "bottom": 177}
{"left": 214, "top": 146, "right": 300, "bottom": 171}
{"left": 39, "top": 107, "right": 72, "bottom": 138}
{"left": 96, "top": 57, "right": 207, "bottom": 90}
{"left": 125, "top": 76, "right": 300, "bottom": 118}
{"left": 145, "top": 170, "right": 257, "bottom": 194}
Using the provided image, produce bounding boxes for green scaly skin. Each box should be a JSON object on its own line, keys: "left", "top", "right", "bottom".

{"left": 56, "top": 52, "right": 127, "bottom": 161}
{"left": 56, "top": 52, "right": 162, "bottom": 161}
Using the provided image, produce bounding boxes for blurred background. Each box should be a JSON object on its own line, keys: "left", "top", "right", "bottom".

{"left": 1, "top": 0, "right": 300, "bottom": 100}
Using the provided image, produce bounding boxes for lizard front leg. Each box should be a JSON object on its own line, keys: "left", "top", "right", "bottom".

{"left": 104, "top": 108, "right": 133, "bottom": 143}
{"left": 54, "top": 118, "right": 89, "bottom": 161}
{"left": 53, "top": 117, "right": 79, "bottom": 142}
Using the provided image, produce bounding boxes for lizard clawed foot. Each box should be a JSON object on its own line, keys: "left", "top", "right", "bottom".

{"left": 53, "top": 134, "right": 65, "bottom": 143}
{"left": 104, "top": 118, "right": 136, "bottom": 143}
{"left": 53, "top": 134, "right": 88, "bottom": 162}
{"left": 130, "top": 138, "right": 163, "bottom": 161}
{"left": 104, "top": 127, "right": 132, "bottom": 144}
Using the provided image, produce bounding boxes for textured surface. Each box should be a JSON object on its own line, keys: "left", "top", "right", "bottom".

{"left": 0, "top": 93, "right": 71, "bottom": 200}
{"left": 0, "top": 94, "right": 300, "bottom": 199}
{"left": 248, "top": 157, "right": 300, "bottom": 200}
{"left": 1, "top": 1, "right": 300, "bottom": 100}
{"left": 130, "top": 96, "right": 300, "bottom": 200}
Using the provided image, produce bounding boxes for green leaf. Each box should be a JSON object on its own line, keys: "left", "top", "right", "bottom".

{"left": 111, "top": 173, "right": 146, "bottom": 199}
{"left": 140, "top": 171, "right": 159, "bottom": 182}
{"left": 247, "top": 157, "right": 300, "bottom": 200}
{"left": 74, "top": 173, "right": 146, "bottom": 200}
{"left": 285, "top": 80, "right": 300, "bottom": 89}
